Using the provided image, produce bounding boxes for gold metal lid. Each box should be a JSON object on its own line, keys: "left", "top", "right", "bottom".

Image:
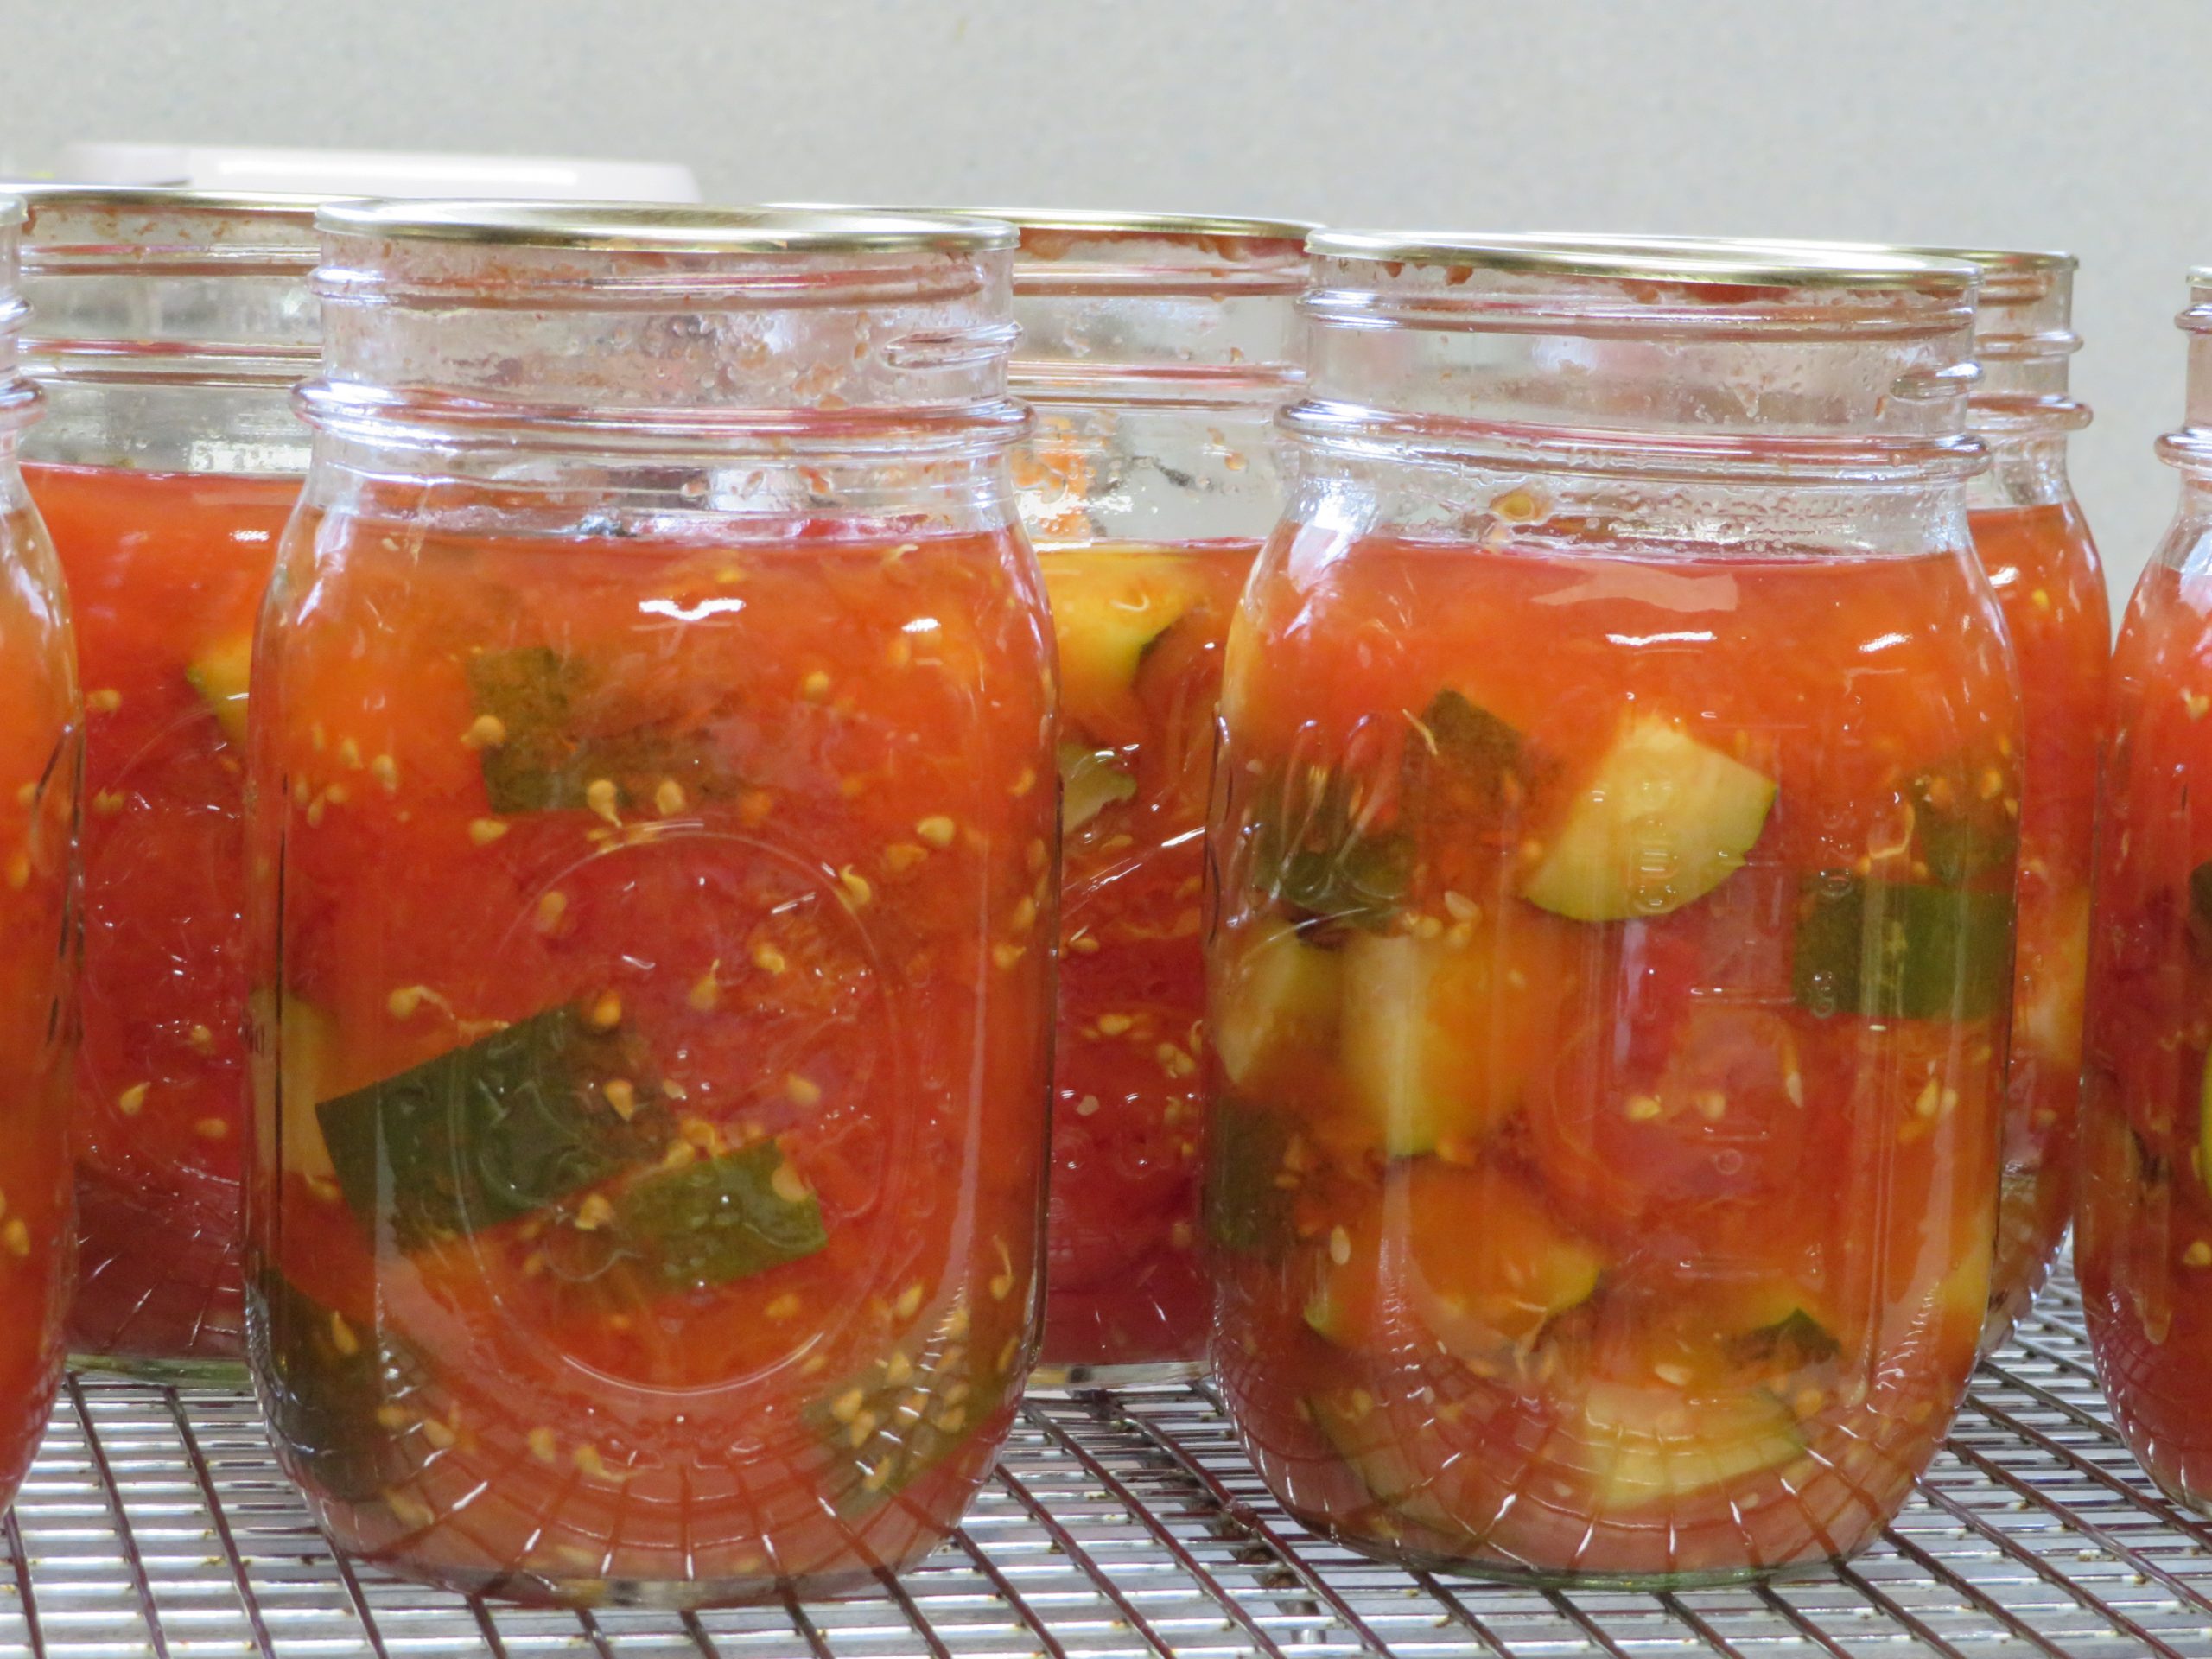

{"left": 1307, "top": 231, "right": 1980, "bottom": 293}
{"left": 942, "top": 208, "right": 1313, "bottom": 242}
{"left": 1558, "top": 234, "right": 2075, "bottom": 277}
{"left": 316, "top": 200, "right": 1017, "bottom": 253}
{"left": 772, "top": 203, "right": 1313, "bottom": 244}
{"left": 1878, "top": 244, "right": 2074, "bottom": 275}
{"left": 1689, "top": 238, "right": 2074, "bottom": 308}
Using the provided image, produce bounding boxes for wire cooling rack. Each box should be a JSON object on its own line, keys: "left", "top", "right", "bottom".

{"left": 0, "top": 1271, "right": 2208, "bottom": 1659}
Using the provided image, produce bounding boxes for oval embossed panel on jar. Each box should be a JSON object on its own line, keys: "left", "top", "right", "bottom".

{"left": 448, "top": 832, "right": 905, "bottom": 1394}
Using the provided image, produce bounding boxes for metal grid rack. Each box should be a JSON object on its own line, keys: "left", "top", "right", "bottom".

{"left": 2, "top": 1272, "right": 2209, "bottom": 1658}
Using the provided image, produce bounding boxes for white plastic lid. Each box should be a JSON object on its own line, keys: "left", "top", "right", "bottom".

{"left": 51, "top": 143, "right": 702, "bottom": 203}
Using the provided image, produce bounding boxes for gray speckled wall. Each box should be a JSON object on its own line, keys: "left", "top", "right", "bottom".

{"left": 3, "top": 0, "right": 2204, "bottom": 607}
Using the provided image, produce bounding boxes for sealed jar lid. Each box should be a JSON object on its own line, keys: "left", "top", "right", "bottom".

{"left": 17, "top": 188, "right": 324, "bottom": 381}
{"left": 975, "top": 209, "right": 1313, "bottom": 283}
{"left": 316, "top": 200, "right": 1014, "bottom": 253}
{"left": 54, "top": 142, "right": 702, "bottom": 202}
{"left": 1294, "top": 232, "right": 1983, "bottom": 471}
{"left": 1308, "top": 230, "right": 1978, "bottom": 295}
{"left": 303, "top": 202, "right": 1026, "bottom": 448}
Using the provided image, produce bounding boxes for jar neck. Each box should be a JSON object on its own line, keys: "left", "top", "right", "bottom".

{"left": 1281, "top": 440, "right": 1973, "bottom": 563}
{"left": 1962, "top": 257, "right": 2081, "bottom": 432}
{"left": 1014, "top": 388, "right": 1286, "bottom": 548}
{"left": 2158, "top": 281, "right": 2212, "bottom": 478}
{"left": 18, "top": 192, "right": 321, "bottom": 469}
{"left": 1006, "top": 222, "right": 1306, "bottom": 385}
{"left": 0, "top": 283, "right": 45, "bottom": 448}
{"left": 1963, "top": 428, "right": 2075, "bottom": 512}
{"left": 2148, "top": 473, "right": 2212, "bottom": 581}
{"left": 302, "top": 425, "right": 1024, "bottom": 542}
{"left": 22, "top": 375, "right": 308, "bottom": 474}
{"left": 313, "top": 230, "right": 1020, "bottom": 450}
{"left": 1301, "top": 254, "right": 1980, "bottom": 486}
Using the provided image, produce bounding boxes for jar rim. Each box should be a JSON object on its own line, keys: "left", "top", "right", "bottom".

{"left": 16, "top": 185, "right": 327, "bottom": 220}
{"left": 1815, "top": 243, "right": 2074, "bottom": 324}
{"left": 317, "top": 200, "right": 1017, "bottom": 254}
{"left": 1308, "top": 231, "right": 1980, "bottom": 293}
{"left": 18, "top": 184, "right": 327, "bottom": 259}
{"left": 18, "top": 186, "right": 327, "bottom": 280}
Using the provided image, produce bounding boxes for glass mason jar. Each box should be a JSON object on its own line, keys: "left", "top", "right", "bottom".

{"left": 245, "top": 203, "right": 1055, "bottom": 1605}
{"left": 2080, "top": 268, "right": 2212, "bottom": 1511}
{"left": 1938, "top": 249, "right": 2107, "bottom": 1351}
{"left": 1206, "top": 234, "right": 2015, "bottom": 1586}
{"left": 17, "top": 188, "right": 321, "bottom": 1374}
{"left": 0, "top": 195, "right": 85, "bottom": 1513}
{"left": 998, "top": 210, "right": 1309, "bottom": 1382}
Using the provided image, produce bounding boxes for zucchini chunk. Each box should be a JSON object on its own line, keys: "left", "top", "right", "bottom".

{"left": 1789, "top": 876, "right": 2012, "bottom": 1021}
{"left": 1909, "top": 765, "right": 2017, "bottom": 884}
{"left": 619, "top": 1141, "right": 827, "bottom": 1290}
{"left": 1304, "top": 1161, "right": 1603, "bottom": 1357}
{"left": 1337, "top": 921, "right": 1565, "bottom": 1155}
{"left": 1522, "top": 719, "right": 1774, "bottom": 922}
{"left": 1244, "top": 766, "right": 1411, "bottom": 933}
{"left": 1306, "top": 1389, "right": 1463, "bottom": 1534}
{"left": 1205, "top": 1099, "right": 1300, "bottom": 1257}
{"left": 2188, "top": 859, "right": 2212, "bottom": 953}
{"left": 1404, "top": 688, "right": 1523, "bottom": 824}
{"left": 1580, "top": 1382, "right": 1804, "bottom": 1510}
{"left": 466, "top": 646, "right": 730, "bottom": 814}
{"left": 809, "top": 1294, "right": 1010, "bottom": 1514}
{"left": 316, "top": 1003, "right": 674, "bottom": 1248}
{"left": 1058, "top": 741, "right": 1137, "bottom": 831}
{"left": 1211, "top": 918, "right": 1342, "bottom": 1093}
{"left": 187, "top": 632, "right": 255, "bottom": 744}
{"left": 272, "top": 994, "right": 339, "bottom": 1185}
{"left": 254, "top": 1274, "right": 427, "bottom": 1503}
{"left": 2199, "top": 1050, "right": 2212, "bottom": 1217}
{"left": 1050, "top": 556, "right": 1198, "bottom": 737}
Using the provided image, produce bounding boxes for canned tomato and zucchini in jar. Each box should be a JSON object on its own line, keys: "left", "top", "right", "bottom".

{"left": 1205, "top": 234, "right": 2016, "bottom": 1586}
{"left": 16, "top": 188, "right": 322, "bottom": 1372}
{"left": 1785, "top": 241, "right": 2105, "bottom": 1350}
{"left": 1947, "top": 249, "right": 2106, "bottom": 1350}
{"left": 245, "top": 204, "right": 1055, "bottom": 1607}
{"left": 2081, "top": 267, "right": 2212, "bottom": 1517}
{"left": 995, "top": 209, "right": 1309, "bottom": 1380}
{"left": 0, "top": 194, "right": 85, "bottom": 1516}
